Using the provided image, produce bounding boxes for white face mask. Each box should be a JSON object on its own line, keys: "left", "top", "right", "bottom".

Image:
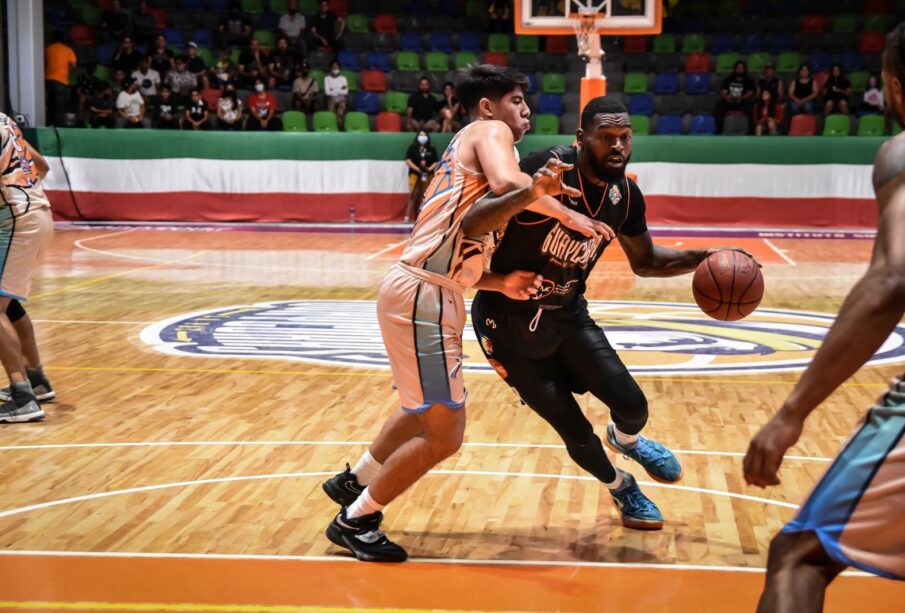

{"left": 417, "top": 135, "right": 428, "bottom": 145}
{"left": 255, "top": 83, "right": 265, "bottom": 92}
{"left": 331, "top": 69, "right": 340, "bottom": 76}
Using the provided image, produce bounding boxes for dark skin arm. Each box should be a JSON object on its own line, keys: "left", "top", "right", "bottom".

{"left": 744, "top": 134, "right": 905, "bottom": 488}
{"left": 619, "top": 231, "right": 759, "bottom": 278}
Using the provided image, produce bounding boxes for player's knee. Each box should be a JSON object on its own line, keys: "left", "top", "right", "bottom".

{"left": 428, "top": 428, "right": 464, "bottom": 461}
{"left": 563, "top": 430, "right": 602, "bottom": 462}
{"left": 767, "top": 531, "right": 833, "bottom": 574}
{"left": 609, "top": 389, "right": 648, "bottom": 434}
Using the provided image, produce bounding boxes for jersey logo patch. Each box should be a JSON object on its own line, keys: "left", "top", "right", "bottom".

{"left": 608, "top": 184, "right": 622, "bottom": 205}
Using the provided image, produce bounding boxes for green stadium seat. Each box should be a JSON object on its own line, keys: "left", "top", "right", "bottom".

{"left": 94, "top": 65, "right": 110, "bottom": 81}
{"left": 344, "top": 111, "right": 370, "bottom": 132}
{"left": 426, "top": 52, "right": 449, "bottom": 72}
{"left": 652, "top": 34, "right": 676, "bottom": 54}
{"left": 681, "top": 34, "right": 706, "bottom": 53}
{"left": 630, "top": 115, "right": 650, "bottom": 135}
{"left": 385, "top": 91, "right": 408, "bottom": 114}
{"left": 455, "top": 52, "right": 478, "bottom": 70}
{"left": 270, "top": 0, "right": 289, "bottom": 12}
{"left": 341, "top": 70, "right": 358, "bottom": 92}
{"left": 534, "top": 114, "right": 560, "bottom": 135}
{"left": 776, "top": 51, "right": 800, "bottom": 73}
{"left": 516, "top": 36, "right": 539, "bottom": 53}
{"left": 197, "top": 48, "right": 214, "bottom": 67}
{"left": 488, "top": 33, "right": 511, "bottom": 52}
{"left": 465, "top": 0, "right": 486, "bottom": 19}
{"left": 81, "top": 5, "right": 101, "bottom": 25}
{"left": 310, "top": 69, "right": 325, "bottom": 90}
{"left": 300, "top": 0, "right": 318, "bottom": 13}
{"left": 848, "top": 71, "right": 870, "bottom": 92}
{"left": 831, "top": 14, "right": 855, "bottom": 33}
{"left": 863, "top": 15, "right": 889, "bottom": 32}
{"left": 715, "top": 52, "right": 741, "bottom": 74}
{"left": 230, "top": 48, "right": 241, "bottom": 64}
{"left": 242, "top": 0, "right": 264, "bottom": 13}
{"left": 746, "top": 52, "right": 770, "bottom": 74}
{"left": 624, "top": 72, "right": 648, "bottom": 94}
{"left": 857, "top": 114, "right": 886, "bottom": 136}
{"left": 823, "top": 114, "right": 851, "bottom": 137}
{"left": 254, "top": 30, "right": 275, "bottom": 50}
{"left": 282, "top": 111, "right": 307, "bottom": 132}
{"left": 346, "top": 14, "right": 369, "bottom": 33}
{"left": 542, "top": 72, "right": 566, "bottom": 94}
{"left": 396, "top": 51, "right": 420, "bottom": 72}
{"left": 313, "top": 111, "right": 339, "bottom": 132}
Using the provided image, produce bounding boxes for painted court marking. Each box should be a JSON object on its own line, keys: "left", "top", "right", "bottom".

{"left": 365, "top": 240, "right": 407, "bottom": 260}
{"left": 761, "top": 238, "right": 797, "bottom": 267}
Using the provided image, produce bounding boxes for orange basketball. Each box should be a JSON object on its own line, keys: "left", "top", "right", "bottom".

{"left": 692, "top": 251, "right": 764, "bottom": 321}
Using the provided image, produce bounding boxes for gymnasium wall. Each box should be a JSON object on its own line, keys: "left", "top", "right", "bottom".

{"left": 29, "top": 128, "right": 884, "bottom": 228}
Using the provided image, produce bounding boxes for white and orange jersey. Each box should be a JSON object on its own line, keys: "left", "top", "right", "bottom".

{"left": 0, "top": 113, "right": 51, "bottom": 214}
{"left": 399, "top": 123, "right": 491, "bottom": 290}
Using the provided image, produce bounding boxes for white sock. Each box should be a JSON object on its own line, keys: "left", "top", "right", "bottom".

{"left": 346, "top": 486, "right": 385, "bottom": 520}
{"left": 603, "top": 469, "right": 625, "bottom": 491}
{"left": 613, "top": 425, "right": 639, "bottom": 448}
{"left": 351, "top": 449, "right": 382, "bottom": 486}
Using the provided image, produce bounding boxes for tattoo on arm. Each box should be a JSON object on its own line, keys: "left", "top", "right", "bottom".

{"left": 461, "top": 187, "right": 535, "bottom": 238}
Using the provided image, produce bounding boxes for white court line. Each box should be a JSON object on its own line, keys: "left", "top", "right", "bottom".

{"left": 0, "top": 439, "right": 833, "bottom": 462}
{"left": 33, "top": 319, "right": 154, "bottom": 325}
{"left": 365, "top": 240, "right": 407, "bottom": 260}
{"left": 762, "top": 238, "right": 797, "bottom": 267}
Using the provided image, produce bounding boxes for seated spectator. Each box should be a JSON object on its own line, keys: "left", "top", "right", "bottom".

{"left": 279, "top": 0, "right": 308, "bottom": 57}
{"left": 131, "top": 0, "right": 157, "bottom": 46}
{"left": 185, "top": 42, "right": 209, "bottom": 90}
{"left": 165, "top": 56, "right": 197, "bottom": 105}
{"left": 787, "top": 64, "right": 818, "bottom": 116}
{"left": 714, "top": 60, "right": 756, "bottom": 134}
{"left": 219, "top": 2, "right": 252, "bottom": 49}
{"left": 75, "top": 71, "right": 100, "bottom": 126}
{"left": 116, "top": 77, "right": 149, "bottom": 128}
{"left": 217, "top": 84, "right": 244, "bottom": 130}
{"left": 112, "top": 36, "right": 143, "bottom": 74}
{"left": 210, "top": 49, "right": 236, "bottom": 88}
{"left": 309, "top": 0, "right": 345, "bottom": 51}
{"left": 757, "top": 62, "right": 784, "bottom": 102}
{"left": 100, "top": 0, "right": 130, "bottom": 42}
{"left": 150, "top": 34, "right": 175, "bottom": 76}
{"left": 111, "top": 68, "right": 127, "bottom": 97}
{"left": 268, "top": 36, "right": 297, "bottom": 91}
{"left": 823, "top": 64, "right": 853, "bottom": 115}
{"left": 236, "top": 38, "right": 268, "bottom": 89}
{"left": 439, "top": 82, "right": 464, "bottom": 133}
{"left": 88, "top": 82, "right": 116, "bottom": 128}
{"left": 862, "top": 74, "right": 884, "bottom": 114}
{"left": 324, "top": 60, "right": 348, "bottom": 127}
{"left": 181, "top": 88, "right": 211, "bottom": 130}
{"left": 403, "top": 130, "right": 439, "bottom": 223}
{"left": 154, "top": 84, "right": 180, "bottom": 128}
{"left": 292, "top": 61, "right": 319, "bottom": 113}
{"left": 407, "top": 77, "right": 441, "bottom": 132}
{"left": 132, "top": 55, "right": 161, "bottom": 99}
{"left": 754, "top": 89, "right": 780, "bottom": 136}
{"left": 246, "top": 78, "right": 282, "bottom": 131}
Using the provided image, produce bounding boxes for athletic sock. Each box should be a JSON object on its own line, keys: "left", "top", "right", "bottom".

{"left": 346, "top": 486, "right": 385, "bottom": 520}
{"left": 10, "top": 380, "right": 35, "bottom": 403}
{"left": 603, "top": 469, "right": 625, "bottom": 491}
{"left": 613, "top": 425, "right": 639, "bottom": 448}
{"left": 351, "top": 449, "right": 382, "bottom": 486}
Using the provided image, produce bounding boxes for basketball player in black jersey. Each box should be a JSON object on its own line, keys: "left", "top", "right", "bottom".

{"left": 472, "top": 96, "right": 757, "bottom": 529}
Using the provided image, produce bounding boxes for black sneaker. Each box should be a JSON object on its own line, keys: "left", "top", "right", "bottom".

{"left": 0, "top": 387, "right": 44, "bottom": 424}
{"left": 326, "top": 509, "right": 408, "bottom": 563}
{"left": 0, "top": 368, "right": 55, "bottom": 403}
{"left": 322, "top": 463, "right": 364, "bottom": 506}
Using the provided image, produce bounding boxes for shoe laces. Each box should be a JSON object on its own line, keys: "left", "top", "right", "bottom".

{"left": 631, "top": 437, "right": 672, "bottom": 467}
{"left": 621, "top": 486, "right": 659, "bottom": 515}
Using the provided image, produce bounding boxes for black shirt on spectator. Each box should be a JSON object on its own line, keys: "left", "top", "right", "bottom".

{"left": 187, "top": 55, "right": 207, "bottom": 74}
{"left": 757, "top": 77, "right": 781, "bottom": 100}
{"left": 720, "top": 74, "right": 756, "bottom": 100}
{"left": 408, "top": 92, "right": 439, "bottom": 121}
{"left": 310, "top": 12, "right": 338, "bottom": 43}
{"left": 112, "top": 49, "right": 143, "bottom": 73}
{"left": 187, "top": 99, "right": 209, "bottom": 122}
{"left": 405, "top": 143, "right": 439, "bottom": 175}
{"left": 221, "top": 14, "right": 251, "bottom": 35}
{"left": 150, "top": 49, "right": 175, "bottom": 75}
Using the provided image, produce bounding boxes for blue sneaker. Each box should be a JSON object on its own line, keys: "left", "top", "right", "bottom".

{"left": 605, "top": 423, "right": 683, "bottom": 483}
{"left": 609, "top": 471, "right": 663, "bottom": 530}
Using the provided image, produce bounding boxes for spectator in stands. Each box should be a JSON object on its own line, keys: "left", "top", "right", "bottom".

{"left": 237, "top": 38, "right": 268, "bottom": 89}
{"left": 44, "top": 30, "right": 77, "bottom": 126}
{"left": 132, "top": 55, "right": 161, "bottom": 99}
{"left": 111, "top": 68, "right": 127, "bottom": 98}
{"left": 754, "top": 88, "right": 779, "bottom": 136}
{"left": 309, "top": 0, "right": 345, "bottom": 52}
{"left": 131, "top": 0, "right": 158, "bottom": 46}
{"left": 403, "top": 130, "right": 439, "bottom": 224}
{"left": 88, "top": 82, "right": 116, "bottom": 129}
{"left": 279, "top": 0, "right": 308, "bottom": 58}
{"left": 862, "top": 74, "right": 884, "bottom": 115}
{"left": 715, "top": 60, "right": 756, "bottom": 134}
{"left": 165, "top": 56, "right": 198, "bottom": 106}
{"left": 756, "top": 62, "right": 784, "bottom": 103}
{"left": 154, "top": 84, "right": 180, "bottom": 128}
{"left": 185, "top": 42, "right": 210, "bottom": 90}
{"left": 112, "top": 36, "right": 143, "bottom": 74}
{"left": 439, "top": 82, "right": 464, "bottom": 133}
{"left": 100, "top": 0, "right": 131, "bottom": 43}
{"left": 150, "top": 34, "right": 175, "bottom": 76}
{"left": 268, "top": 36, "right": 297, "bottom": 91}
{"left": 292, "top": 61, "right": 319, "bottom": 113}
{"left": 324, "top": 60, "right": 348, "bottom": 127}
{"left": 246, "top": 78, "right": 281, "bottom": 131}
{"left": 116, "top": 77, "right": 149, "bottom": 128}
{"left": 181, "top": 88, "right": 211, "bottom": 130}
{"left": 75, "top": 71, "right": 99, "bottom": 126}
{"left": 407, "top": 77, "right": 441, "bottom": 133}
{"left": 219, "top": 2, "right": 252, "bottom": 49}
{"left": 217, "top": 84, "right": 244, "bottom": 130}
{"left": 488, "top": 0, "right": 512, "bottom": 34}
{"left": 822, "top": 64, "right": 852, "bottom": 116}
{"left": 211, "top": 49, "right": 236, "bottom": 88}
{"left": 787, "top": 64, "right": 818, "bottom": 116}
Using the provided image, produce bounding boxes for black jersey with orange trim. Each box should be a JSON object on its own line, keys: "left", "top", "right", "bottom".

{"left": 481, "top": 145, "right": 647, "bottom": 314}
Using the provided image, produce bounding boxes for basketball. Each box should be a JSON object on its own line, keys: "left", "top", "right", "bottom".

{"left": 692, "top": 251, "right": 764, "bottom": 321}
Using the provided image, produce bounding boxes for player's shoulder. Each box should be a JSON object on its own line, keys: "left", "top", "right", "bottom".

{"left": 626, "top": 174, "right": 643, "bottom": 196}
{"left": 872, "top": 133, "right": 905, "bottom": 192}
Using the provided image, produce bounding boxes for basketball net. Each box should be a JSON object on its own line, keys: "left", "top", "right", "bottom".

{"left": 569, "top": 10, "right": 607, "bottom": 111}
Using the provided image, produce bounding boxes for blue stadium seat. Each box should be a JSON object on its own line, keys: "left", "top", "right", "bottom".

{"left": 690, "top": 114, "right": 717, "bottom": 135}
{"left": 809, "top": 52, "right": 832, "bottom": 73}
{"left": 191, "top": 29, "right": 213, "bottom": 48}
{"left": 400, "top": 32, "right": 423, "bottom": 52}
{"left": 96, "top": 43, "right": 116, "bottom": 65}
{"left": 770, "top": 33, "right": 794, "bottom": 53}
{"left": 164, "top": 28, "right": 185, "bottom": 46}
{"left": 710, "top": 33, "right": 735, "bottom": 54}
{"left": 524, "top": 73, "right": 537, "bottom": 94}
{"left": 653, "top": 72, "right": 679, "bottom": 94}
{"left": 183, "top": 0, "right": 206, "bottom": 10}
{"left": 258, "top": 12, "right": 280, "bottom": 30}
{"left": 430, "top": 32, "right": 453, "bottom": 53}
{"left": 683, "top": 17, "right": 707, "bottom": 33}
{"left": 656, "top": 115, "right": 683, "bottom": 135}
{"left": 338, "top": 51, "right": 362, "bottom": 71}
{"left": 538, "top": 93, "right": 563, "bottom": 116}
{"left": 48, "top": 6, "right": 72, "bottom": 26}
{"left": 842, "top": 51, "right": 864, "bottom": 73}
{"left": 366, "top": 51, "right": 391, "bottom": 72}
{"left": 211, "top": 0, "right": 230, "bottom": 10}
{"left": 685, "top": 72, "right": 711, "bottom": 94}
{"left": 740, "top": 33, "right": 763, "bottom": 54}
{"left": 458, "top": 32, "right": 482, "bottom": 53}
{"left": 629, "top": 94, "right": 654, "bottom": 116}
{"left": 354, "top": 91, "right": 380, "bottom": 114}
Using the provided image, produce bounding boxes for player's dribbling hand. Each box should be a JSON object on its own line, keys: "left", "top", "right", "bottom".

{"left": 501, "top": 270, "right": 543, "bottom": 301}
{"left": 706, "top": 247, "right": 763, "bottom": 268}
{"left": 531, "top": 159, "right": 582, "bottom": 200}
{"left": 561, "top": 209, "right": 616, "bottom": 241}
{"left": 742, "top": 408, "right": 804, "bottom": 488}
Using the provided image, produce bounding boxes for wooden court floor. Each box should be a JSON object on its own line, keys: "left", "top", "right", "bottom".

{"left": 1, "top": 224, "right": 904, "bottom": 612}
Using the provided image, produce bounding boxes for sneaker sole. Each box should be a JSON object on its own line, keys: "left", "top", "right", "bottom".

{"left": 322, "top": 480, "right": 361, "bottom": 507}
{"left": 620, "top": 516, "right": 664, "bottom": 531}
{"left": 325, "top": 522, "right": 407, "bottom": 563}
{"left": 604, "top": 438, "right": 684, "bottom": 484}
{"left": 0, "top": 391, "right": 54, "bottom": 403}
{"left": 0, "top": 409, "right": 45, "bottom": 424}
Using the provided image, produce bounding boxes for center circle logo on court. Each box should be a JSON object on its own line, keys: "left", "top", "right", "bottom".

{"left": 140, "top": 300, "right": 905, "bottom": 376}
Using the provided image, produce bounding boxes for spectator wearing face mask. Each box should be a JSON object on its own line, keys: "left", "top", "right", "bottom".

{"left": 403, "top": 130, "right": 439, "bottom": 224}
{"left": 246, "top": 78, "right": 282, "bottom": 131}
{"left": 324, "top": 60, "right": 348, "bottom": 127}
{"left": 292, "top": 61, "right": 319, "bottom": 113}
{"left": 217, "top": 84, "right": 244, "bottom": 130}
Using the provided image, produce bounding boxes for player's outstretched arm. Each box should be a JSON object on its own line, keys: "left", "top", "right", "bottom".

{"left": 475, "top": 270, "right": 543, "bottom": 301}
{"left": 620, "top": 231, "right": 759, "bottom": 277}
{"left": 527, "top": 196, "right": 616, "bottom": 240}
{"left": 744, "top": 136, "right": 905, "bottom": 488}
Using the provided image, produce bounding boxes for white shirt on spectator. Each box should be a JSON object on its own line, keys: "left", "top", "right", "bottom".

{"left": 116, "top": 90, "right": 144, "bottom": 118}
{"left": 324, "top": 74, "right": 348, "bottom": 98}
{"left": 132, "top": 68, "right": 161, "bottom": 97}
{"left": 279, "top": 12, "right": 306, "bottom": 38}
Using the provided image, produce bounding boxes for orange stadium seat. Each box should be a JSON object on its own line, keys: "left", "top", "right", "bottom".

{"left": 788, "top": 114, "right": 817, "bottom": 136}
{"left": 373, "top": 14, "right": 398, "bottom": 34}
{"left": 375, "top": 111, "right": 401, "bottom": 132}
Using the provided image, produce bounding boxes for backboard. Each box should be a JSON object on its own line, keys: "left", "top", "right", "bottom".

{"left": 514, "top": 0, "right": 662, "bottom": 36}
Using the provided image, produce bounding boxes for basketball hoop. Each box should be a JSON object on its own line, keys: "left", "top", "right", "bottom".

{"left": 568, "top": 9, "right": 607, "bottom": 107}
